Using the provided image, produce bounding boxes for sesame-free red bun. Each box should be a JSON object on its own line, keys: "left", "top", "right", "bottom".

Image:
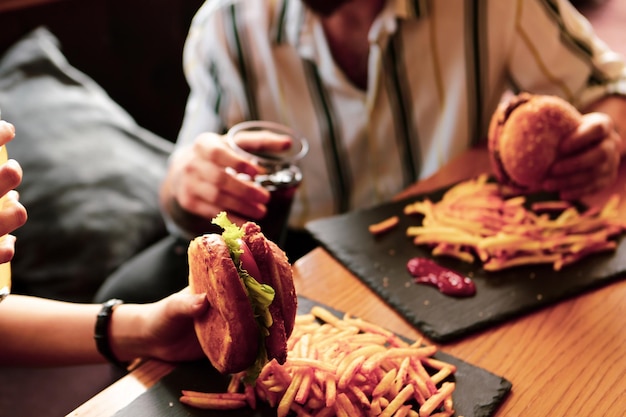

{"left": 488, "top": 93, "right": 582, "bottom": 191}
{"left": 188, "top": 214, "right": 296, "bottom": 377}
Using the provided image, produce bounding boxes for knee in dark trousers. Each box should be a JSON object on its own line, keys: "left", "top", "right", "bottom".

{"left": 94, "top": 235, "right": 190, "bottom": 304}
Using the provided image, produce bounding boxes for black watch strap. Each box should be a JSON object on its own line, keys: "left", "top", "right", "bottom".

{"left": 94, "top": 298, "right": 127, "bottom": 369}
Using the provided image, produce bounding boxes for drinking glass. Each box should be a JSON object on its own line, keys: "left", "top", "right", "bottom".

{"left": 227, "top": 121, "right": 309, "bottom": 246}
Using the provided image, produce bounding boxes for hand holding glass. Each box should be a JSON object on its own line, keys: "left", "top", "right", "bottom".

{"left": 227, "top": 121, "right": 308, "bottom": 246}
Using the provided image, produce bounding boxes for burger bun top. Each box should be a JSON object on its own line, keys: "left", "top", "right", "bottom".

{"left": 488, "top": 93, "right": 582, "bottom": 190}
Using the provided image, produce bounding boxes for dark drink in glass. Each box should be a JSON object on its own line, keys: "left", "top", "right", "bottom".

{"left": 255, "top": 167, "right": 302, "bottom": 245}
{"left": 227, "top": 121, "right": 308, "bottom": 246}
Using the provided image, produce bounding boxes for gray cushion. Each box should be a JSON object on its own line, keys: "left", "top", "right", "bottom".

{"left": 0, "top": 27, "right": 173, "bottom": 301}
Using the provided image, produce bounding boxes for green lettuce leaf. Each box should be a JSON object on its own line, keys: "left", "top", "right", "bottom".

{"left": 212, "top": 211, "right": 244, "bottom": 263}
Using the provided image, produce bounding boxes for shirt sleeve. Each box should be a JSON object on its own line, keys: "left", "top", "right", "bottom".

{"left": 507, "top": 0, "right": 626, "bottom": 109}
{"left": 176, "top": 2, "right": 248, "bottom": 148}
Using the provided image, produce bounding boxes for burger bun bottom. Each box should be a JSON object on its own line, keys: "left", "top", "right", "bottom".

{"left": 188, "top": 234, "right": 261, "bottom": 374}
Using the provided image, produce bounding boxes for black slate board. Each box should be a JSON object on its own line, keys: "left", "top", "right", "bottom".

{"left": 114, "top": 297, "right": 512, "bottom": 417}
{"left": 305, "top": 186, "right": 626, "bottom": 343}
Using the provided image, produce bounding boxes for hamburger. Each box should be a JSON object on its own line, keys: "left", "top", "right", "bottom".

{"left": 488, "top": 92, "right": 582, "bottom": 192}
{"left": 188, "top": 212, "right": 297, "bottom": 380}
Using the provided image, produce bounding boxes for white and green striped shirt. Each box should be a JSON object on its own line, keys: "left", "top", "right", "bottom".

{"left": 177, "top": 0, "right": 626, "bottom": 229}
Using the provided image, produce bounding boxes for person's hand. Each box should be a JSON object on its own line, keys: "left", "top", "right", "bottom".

{"left": 0, "top": 120, "right": 14, "bottom": 148}
{"left": 0, "top": 190, "right": 26, "bottom": 264}
{"left": 0, "top": 120, "right": 27, "bottom": 263}
{"left": 164, "top": 129, "right": 292, "bottom": 229}
{"left": 112, "top": 288, "right": 210, "bottom": 363}
{"left": 543, "top": 112, "right": 622, "bottom": 200}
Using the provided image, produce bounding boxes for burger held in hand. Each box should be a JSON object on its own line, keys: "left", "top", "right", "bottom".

{"left": 188, "top": 212, "right": 297, "bottom": 381}
{"left": 488, "top": 92, "right": 582, "bottom": 193}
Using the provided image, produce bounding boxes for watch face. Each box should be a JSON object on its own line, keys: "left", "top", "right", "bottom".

{"left": 95, "top": 299, "right": 127, "bottom": 368}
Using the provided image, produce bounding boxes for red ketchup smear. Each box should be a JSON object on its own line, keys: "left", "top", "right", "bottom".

{"left": 406, "top": 257, "right": 476, "bottom": 297}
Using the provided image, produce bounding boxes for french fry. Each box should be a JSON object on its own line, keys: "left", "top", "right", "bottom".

{"left": 419, "top": 382, "right": 455, "bottom": 416}
{"left": 369, "top": 215, "right": 400, "bottom": 235}
{"left": 336, "top": 392, "right": 360, "bottom": 417}
{"left": 403, "top": 174, "right": 626, "bottom": 271}
{"left": 181, "top": 307, "right": 458, "bottom": 416}
{"left": 295, "top": 368, "right": 314, "bottom": 405}
{"left": 348, "top": 384, "right": 372, "bottom": 410}
{"left": 531, "top": 200, "right": 573, "bottom": 212}
{"left": 179, "top": 391, "right": 247, "bottom": 410}
{"left": 372, "top": 368, "right": 397, "bottom": 398}
{"left": 337, "top": 354, "right": 367, "bottom": 389}
{"left": 379, "top": 384, "right": 414, "bottom": 417}
{"left": 320, "top": 372, "right": 337, "bottom": 408}
{"left": 180, "top": 390, "right": 245, "bottom": 400}
{"left": 432, "top": 243, "right": 476, "bottom": 263}
{"left": 226, "top": 372, "right": 240, "bottom": 393}
{"left": 277, "top": 372, "right": 303, "bottom": 417}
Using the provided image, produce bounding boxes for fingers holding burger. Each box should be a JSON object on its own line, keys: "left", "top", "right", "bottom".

{"left": 488, "top": 92, "right": 624, "bottom": 200}
{"left": 545, "top": 112, "right": 622, "bottom": 200}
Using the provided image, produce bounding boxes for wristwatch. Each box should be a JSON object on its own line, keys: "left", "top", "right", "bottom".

{"left": 94, "top": 298, "right": 127, "bottom": 369}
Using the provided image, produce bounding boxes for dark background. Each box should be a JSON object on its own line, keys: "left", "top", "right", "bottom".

{"left": 0, "top": 0, "right": 205, "bottom": 142}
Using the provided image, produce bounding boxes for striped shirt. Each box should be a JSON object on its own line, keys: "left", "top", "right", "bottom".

{"left": 177, "top": 0, "right": 626, "bottom": 230}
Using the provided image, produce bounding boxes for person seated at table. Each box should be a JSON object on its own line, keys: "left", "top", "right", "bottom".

{"left": 0, "top": 120, "right": 209, "bottom": 368}
{"left": 95, "top": 0, "right": 626, "bottom": 304}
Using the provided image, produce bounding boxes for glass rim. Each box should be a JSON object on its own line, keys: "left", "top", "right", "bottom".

{"left": 226, "top": 121, "right": 309, "bottom": 164}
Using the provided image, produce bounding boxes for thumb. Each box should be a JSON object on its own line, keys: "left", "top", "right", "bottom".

{"left": 167, "top": 291, "right": 209, "bottom": 318}
{"left": 186, "top": 292, "right": 209, "bottom": 317}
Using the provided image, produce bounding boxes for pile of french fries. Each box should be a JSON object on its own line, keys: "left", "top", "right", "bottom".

{"left": 404, "top": 174, "right": 626, "bottom": 271}
{"left": 180, "top": 306, "right": 458, "bottom": 416}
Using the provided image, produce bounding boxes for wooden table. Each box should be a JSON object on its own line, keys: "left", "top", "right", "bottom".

{"left": 68, "top": 148, "right": 626, "bottom": 417}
